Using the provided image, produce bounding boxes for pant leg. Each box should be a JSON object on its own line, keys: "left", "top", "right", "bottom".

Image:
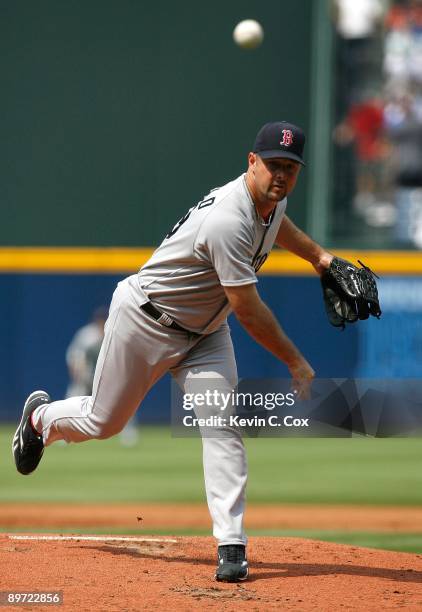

{"left": 32, "top": 276, "right": 194, "bottom": 446}
{"left": 171, "top": 324, "right": 247, "bottom": 546}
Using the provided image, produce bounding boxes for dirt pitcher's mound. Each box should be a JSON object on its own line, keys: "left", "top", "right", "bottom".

{"left": 2, "top": 535, "right": 422, "bottom": 611}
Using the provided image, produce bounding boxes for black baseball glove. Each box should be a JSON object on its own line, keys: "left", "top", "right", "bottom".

{"left": 321, "top": 257, "right": 382, "bottom": 329}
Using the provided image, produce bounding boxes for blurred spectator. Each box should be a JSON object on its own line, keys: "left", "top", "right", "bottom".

{"left": 66, "top": 306, "right": 139, "bottom": 446}
{"left": 331, "top": 0, "right": 422, "bottom": 243}
{"left": 333, "top": 91, "right": 394, "bottom": 225}
{"left": 335, "top": 0, "right": 384, "bottom": 39}
{"left": 384, "top": 91, "right": 422, "bottom": 245}
{"left": 333, "top": 0, "right": 385, "bottom": 109}
{"left": 384, "top": 0, "right": 422, "bottom": 89}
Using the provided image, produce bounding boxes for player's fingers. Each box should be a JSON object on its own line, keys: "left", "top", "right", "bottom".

{"left": 357, "top": 298, "right": 370, "bottom": 320}
{"left": 291, "top": 377, "right": 312, "bottom": 401}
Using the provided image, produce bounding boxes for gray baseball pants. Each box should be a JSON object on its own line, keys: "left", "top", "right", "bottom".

{"left": 31, "top": 275, "right": 247, "bottom": 546}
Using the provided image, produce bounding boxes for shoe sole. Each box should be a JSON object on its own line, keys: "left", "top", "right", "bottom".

{"left": 12, "top": 390, "right": 50, "bottom": 460}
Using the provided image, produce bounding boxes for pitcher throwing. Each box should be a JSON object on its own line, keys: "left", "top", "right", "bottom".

{"left": 13, "top": 121, "right": 379, "bottom": 582}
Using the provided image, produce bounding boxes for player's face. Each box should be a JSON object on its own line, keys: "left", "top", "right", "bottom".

{"left": 249, "top": 154, "right": 301, "bottom": 203}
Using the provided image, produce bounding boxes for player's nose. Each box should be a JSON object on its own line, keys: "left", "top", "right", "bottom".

{"left": 274, "top": 167, "right": 287, "bottom": 181}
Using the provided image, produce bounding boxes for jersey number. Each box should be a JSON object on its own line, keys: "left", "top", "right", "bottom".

{"left": 165, "top": 196, "right": 215, "bottom": 239}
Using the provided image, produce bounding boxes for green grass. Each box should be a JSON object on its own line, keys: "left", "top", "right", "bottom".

{"left": 2, "top": 425, "right": 422, "bottom": 505}
{"left": 2, "top": 525, "right": 421, "bottom": 554}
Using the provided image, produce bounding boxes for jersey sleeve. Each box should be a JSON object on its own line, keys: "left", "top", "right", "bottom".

{"left": 194, "top": 210, "right": 257, "bottom": 286}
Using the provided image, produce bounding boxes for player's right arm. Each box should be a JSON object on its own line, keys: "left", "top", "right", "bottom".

{"left": 224, "top": 283, "right": 315, "bottom": 395}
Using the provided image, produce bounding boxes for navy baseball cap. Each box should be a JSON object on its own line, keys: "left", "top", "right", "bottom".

{"left": 253, "top": 121, "right": 306, "bottom": 166}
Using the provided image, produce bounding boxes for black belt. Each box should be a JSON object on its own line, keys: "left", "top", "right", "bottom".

{"left": 140, "top": 301, "right": 190, "bottom": 333}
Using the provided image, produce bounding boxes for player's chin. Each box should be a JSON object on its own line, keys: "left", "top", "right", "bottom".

{"left": 269, "top": 186, "right": 286, "bottom": 200}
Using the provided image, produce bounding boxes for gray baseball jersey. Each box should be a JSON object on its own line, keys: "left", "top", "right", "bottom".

{"left": 29, "top": 172, "right": 288, "bottom": 550}
{"left": 138, "top": 173, "right": 287, "bottom": 334}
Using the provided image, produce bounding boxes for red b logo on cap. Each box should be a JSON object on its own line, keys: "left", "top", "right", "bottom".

{"left": 280, "top": 129, "right": 293, "bottom": 147}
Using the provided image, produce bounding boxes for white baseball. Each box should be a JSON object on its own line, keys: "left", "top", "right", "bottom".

{"left": 233, "top": 19, "right": 264, "bottom": 50}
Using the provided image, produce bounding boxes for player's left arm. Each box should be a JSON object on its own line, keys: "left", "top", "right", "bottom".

{"left": 275, "top": 214, "right": 333, "bottom": 275}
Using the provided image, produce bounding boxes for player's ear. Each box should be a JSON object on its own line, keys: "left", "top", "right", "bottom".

{"left": 248, "top": 152, "right": 257, "bottom": 168}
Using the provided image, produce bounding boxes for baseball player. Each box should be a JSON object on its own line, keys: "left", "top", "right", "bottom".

{"left": 65, "top": 306, "right": 139, "bottom": 446}
{"left": 65, "top": 306, "right": 107, "bottom": 398}
{"left": 12, "top": 121, "right": 335, "bottom": 582}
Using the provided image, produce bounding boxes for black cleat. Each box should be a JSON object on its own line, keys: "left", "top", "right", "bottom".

{"left": 12, "top": 390, "right": 50, "bottom": 475}
{"left": 215, "top": 544, "right": 249, "bottom": 582}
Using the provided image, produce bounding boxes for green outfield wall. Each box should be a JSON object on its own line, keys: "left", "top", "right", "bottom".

{"left": 2, "top": 1, "right": 314, "bottom": 247}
